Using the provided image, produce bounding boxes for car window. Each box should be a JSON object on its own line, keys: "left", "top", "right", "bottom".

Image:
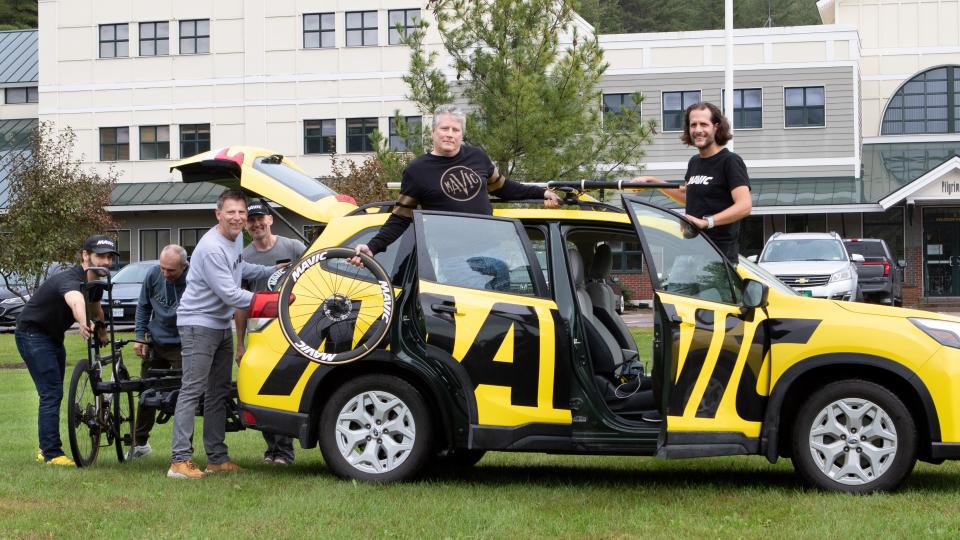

{"left": 525, "top": 226, "right": 550, "bottom": 292}
{"left": 252, "top": 157, "right": 336, "bottom": 202}
{"left": 112, "top": 262, "right": 156, "bottom": 283}
{"left": 737, "top": 256, "right": 798, "bottom": 296}
{"left": 761, "top": 239, "right": 847, "bottom": 262}
{"left": 625, "top": 201, "right": 740, "bottom": 304}
{"left": 844, "top": 241, "right": 887, "bottom": 258}
{"left": 322, "top": 226, "right": 410, "bottom": 285}
{"left": 420, "top": 214, "right": 541, "bottom": 297}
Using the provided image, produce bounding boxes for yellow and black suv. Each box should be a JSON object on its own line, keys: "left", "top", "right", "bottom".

{"left": 174, "top": 147, "right": 960, "bottom": 493}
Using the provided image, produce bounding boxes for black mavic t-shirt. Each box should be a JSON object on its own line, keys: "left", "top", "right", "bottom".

{"left": 16, "top": 265, "right": 102, "bottom": 341}
{"left": 683, "top": 148, "right": 750, "bottom": 247}
{"left": 367, "top": 145, "right": 546, "bottom": 254}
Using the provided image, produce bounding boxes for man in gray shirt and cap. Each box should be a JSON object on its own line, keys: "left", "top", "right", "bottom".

{"left": 237, "top": 201, "right": 306, "bottom": 465}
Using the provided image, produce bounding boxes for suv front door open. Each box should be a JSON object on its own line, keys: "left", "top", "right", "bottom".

{"left": 412, "top": 211, "right": 573, "bottom": 437}
{"left": 623, "top": 197, "right": 770, "bottom": 454}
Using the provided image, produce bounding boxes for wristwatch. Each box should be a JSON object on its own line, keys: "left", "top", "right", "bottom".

{"left": 704, "top": 215, "right": 715, "bottom": 229}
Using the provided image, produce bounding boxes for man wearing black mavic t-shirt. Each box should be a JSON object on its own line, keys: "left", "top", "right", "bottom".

{"left": 353, "top": 105, "right": 562, "bottom": 261}
{"left": 635, "top": 102, "right": 751, "bottom": 261}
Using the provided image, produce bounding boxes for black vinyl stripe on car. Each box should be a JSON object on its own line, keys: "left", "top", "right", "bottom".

{"left": 768, "top": 318, "right": 822, "bottom": 344}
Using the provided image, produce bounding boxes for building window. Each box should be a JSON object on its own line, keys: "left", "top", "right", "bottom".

{"left": 389, "top": 116, "right": 422, "bottom": 151}
{"left": 4, "top": 86, "right": 37, "bottom": 104}
{"left": 180, "top": 228, "right": 207, "bottom": 257}
{"left": 662, "top": 90, "right": 701, "bottom": 132}
{"left": 140, "top": 229, "right": 171, "bottom": 260}
{"left": 609, "top": 239, "right": 644, "bottom": 273}
{"left": 388, "top": 9, "right": 420, "bottom": 45}
{"left": 100, "top": 127, "right": 129, "bottom": 161}
{"left": 139, "top": 125, "right": 170, "bottom": 160}
{"left": 345, "top": 11, "right": 377, "bottom": 47}
{"left": 99, "top": 23, "right": 129, "bottom": 58}
{"left": 304, "top": 119, "right": 337, "bottom": 154}
{"left": 346, "top": 117, "right": 378, "bottom": 153}
{"left": 882, "top": 66, "right": 959, "bottom": 135}
{"left": 722, "top": 88, "right": 763, "bottom": 129}
{"left": 785, "top": 86, "right": 825, "bottom": 127}
{"left": 602, "top": 93, "right": 640, "bottom": 125}
{"left": 863, "top": 207, "right": 904, "bottom": 262}
{"left": 180, "top": 19, "right": 210, "bottom": 54}
{"left": 180, "top": 124, "right": 210, "bottom": 158}
{"left": 304, "top": 13, "right": 335, "bottom": 48}
{"left": 108, "top": 229, "right": 131, "bottom": 270}
{"left": 786, "top": 214, "right": 827, "bottom": 233}
{"left": 139, "top": 21, "right": 169, "bottom": 56}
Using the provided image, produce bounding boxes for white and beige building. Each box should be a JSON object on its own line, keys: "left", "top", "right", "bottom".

{"left": 1, "top": 0, "right": 956, "bottom": 302}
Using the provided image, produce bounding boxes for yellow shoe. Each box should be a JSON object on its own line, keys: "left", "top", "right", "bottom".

{"left": 45, "top": 455, "right": 76, "bottom": 467}
{"left": 167, "top": 460, "right": 205, "bottom": 479}
{"left": 36, "top": 450, "right": 44, "bottom": 462}
{"left": 205, "top": 460, "right": 243, "bottom": 474}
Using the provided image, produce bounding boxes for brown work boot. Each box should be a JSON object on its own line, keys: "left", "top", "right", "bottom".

{"left": 205, "top": 460, "right": 243, "bottom": 474}
{"left": 167, "top": 460, "right": 205, "bottom": 479}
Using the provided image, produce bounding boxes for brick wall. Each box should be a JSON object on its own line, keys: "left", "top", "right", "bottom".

{"left": 903, "top": 245, "right": 922, "bottom": 306}
{"left": 613, "top": 271, "right": 654, "bottom": 304}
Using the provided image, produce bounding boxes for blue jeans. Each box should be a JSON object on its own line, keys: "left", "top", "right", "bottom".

{"left": 15, "top": 330, "right": 67, "bottom": 461}
{"left": 171, "top": 325, "right": 233, "bottom": 464}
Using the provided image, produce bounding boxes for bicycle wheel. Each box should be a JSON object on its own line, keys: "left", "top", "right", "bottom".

{"left": 278, "top": 247, "right": 394, "bottom": 365}
{"left": 67, "top": 359, "right": 101, "bottom": 467}
{"left": 112, "top": 359, "right": 137, "bottom": 463}
{"left": 113, "top": 389, "right": 136, "bottom": 463}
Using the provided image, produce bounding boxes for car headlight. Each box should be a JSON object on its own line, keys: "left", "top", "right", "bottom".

{"left": 828, "top": 269, "right": 852, "bottom": 283}
{"left": 910, "top": 318, "right": 960, "bottom": 348}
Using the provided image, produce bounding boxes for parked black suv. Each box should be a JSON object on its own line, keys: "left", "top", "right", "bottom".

{"left": 843, "top": 238, "right": 903, "bottom": 305}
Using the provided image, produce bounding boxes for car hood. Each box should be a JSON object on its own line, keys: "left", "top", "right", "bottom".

{"left": 758, "top": 261, "right": 851, "bottom": 275}
{"left": 170, "top": 146, "right": 358, "bottom": 224}
{"left": 835, "top": 300, "right": 960, "bottom": 322}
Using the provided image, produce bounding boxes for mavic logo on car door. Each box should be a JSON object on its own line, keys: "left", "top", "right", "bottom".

{"left": 421, "top": 287, "right": 572, "bottom": 427}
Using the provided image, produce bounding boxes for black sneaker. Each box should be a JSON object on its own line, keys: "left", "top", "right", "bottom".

{"left": 641, "top": 410, "right": 662, "bottom": 423}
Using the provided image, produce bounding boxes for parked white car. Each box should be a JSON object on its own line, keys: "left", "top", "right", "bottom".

{"left": 752, "top": 232, "right": 863, "bottom": 301}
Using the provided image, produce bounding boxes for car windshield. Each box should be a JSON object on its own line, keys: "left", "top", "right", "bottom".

{"left": 760, "top": 239, "right": 847, "bottom": 263}
{"left": 737, "top": 256, "right": 798, "bottom": 295}
{"left": 112, "top": 262, "right": 155, "bottom": 283}
{"left": 252, "top": 158, "right": 336, "bottom": 202}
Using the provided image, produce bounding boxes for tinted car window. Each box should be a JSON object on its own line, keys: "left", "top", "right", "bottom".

{"left": 844, "top": 241, "right": 887, "bottom": 258}
{"left": 253, "top": 157, "right": 336, "bottom": 202}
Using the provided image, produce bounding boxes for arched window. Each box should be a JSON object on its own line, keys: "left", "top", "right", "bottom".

{"left": 881, "top": 66, "right": 959, "bottom": 135}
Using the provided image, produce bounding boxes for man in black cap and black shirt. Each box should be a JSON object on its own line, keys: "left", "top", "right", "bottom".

{"left": 15, "top": 234, "right": 118, "bottom": 465}
{"left": 351, "top": 104, "right": 562, "bottom": 263}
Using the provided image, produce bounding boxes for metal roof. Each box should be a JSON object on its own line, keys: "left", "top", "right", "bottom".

{"left": 110, "top": 181, "right": 225, "bottom": 207}
{"left": 0, "top": 30, "right": 38, "bottom": 86}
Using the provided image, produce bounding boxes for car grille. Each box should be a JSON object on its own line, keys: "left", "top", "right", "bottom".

{"left": 775, "top": 274, "right": 831, "bottom": 287}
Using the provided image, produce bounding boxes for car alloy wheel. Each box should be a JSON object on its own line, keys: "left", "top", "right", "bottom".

{"left": 791, "top": 380, "right": 916, "bottom": 493}
{"left": 319, "top": 374, "right": 433, "bottom": 482}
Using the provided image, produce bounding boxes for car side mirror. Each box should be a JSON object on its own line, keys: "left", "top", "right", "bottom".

{"left": 850, "top": 254, "right": 865, "bottom": 263}
{"left": 747, "top": 255, "right": 758, "bottom": 263}
{"left": 741, "top": 279, "right": 769, "bottom": 310}
{"left": 898, "top": 259, "right": 906, "bottom": 268}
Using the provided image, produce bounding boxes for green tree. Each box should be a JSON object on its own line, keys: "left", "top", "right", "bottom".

{"left": 580, "top": 0, "right": 820, "bottom": 33}
{"left": 0, "top": 122, "right": 117, "bottom": 296}
{"left": 0, "top": 0, "right": 38, "bottom": 30}
{"left": 394, "top": 0, "right": 655, "bottom": 184}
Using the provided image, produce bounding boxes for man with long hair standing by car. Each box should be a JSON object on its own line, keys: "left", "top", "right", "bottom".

{"left": 635, "top": 101, "right": 752, "bottom": 261}
{"left": 15, "top": 235, "right": 117, "bottom": 465}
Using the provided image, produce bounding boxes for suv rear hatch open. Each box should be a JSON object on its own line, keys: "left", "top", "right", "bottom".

{"left": 170, "top": 146, "right": 358, "bottom": 223}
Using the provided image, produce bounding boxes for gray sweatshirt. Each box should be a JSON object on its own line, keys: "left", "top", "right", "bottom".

{"left": 177, "top": 226, "right": 273, "bottom": 330}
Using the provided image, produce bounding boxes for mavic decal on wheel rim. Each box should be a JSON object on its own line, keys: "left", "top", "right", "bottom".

{"left": 277, "top": 247, "right": 394, "bottom": 365}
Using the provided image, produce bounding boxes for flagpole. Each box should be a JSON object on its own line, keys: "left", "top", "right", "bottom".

{"left": 725, "top": 0, "right": 735, "bottom": 150}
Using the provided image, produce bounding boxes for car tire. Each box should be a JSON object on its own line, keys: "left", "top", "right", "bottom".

{"left": 616, "top": 295, "right": 625, "bottom": 315}
{"left": 319, "top": 374, "right": 433, "bottom": 482}
{"left": 790, "top": 379, "right": 916, "bottom": 494}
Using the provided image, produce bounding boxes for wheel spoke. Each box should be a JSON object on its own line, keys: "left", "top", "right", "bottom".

{"left": 811, "top": 440, "right": 845, "bottom": 472}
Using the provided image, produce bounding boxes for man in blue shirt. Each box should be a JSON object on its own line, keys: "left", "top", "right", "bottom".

{"left": 129, "top": 244, "right": 189, "bottom": 459}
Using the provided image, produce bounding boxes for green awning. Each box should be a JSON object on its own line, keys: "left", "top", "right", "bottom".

{"left": 109, "top": 181, "right": 225, "bottom": 208}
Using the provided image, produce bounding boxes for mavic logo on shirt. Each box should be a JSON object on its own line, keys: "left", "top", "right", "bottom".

{"left": 440, "top": 166, "right": 485, "bottom": 202}
{"left": 688, "top": 175, "right": 713, "bottom": 185}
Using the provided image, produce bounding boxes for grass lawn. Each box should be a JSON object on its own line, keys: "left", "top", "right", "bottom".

{"left": 3, "top": 328, "right": 960, "bottom": 538}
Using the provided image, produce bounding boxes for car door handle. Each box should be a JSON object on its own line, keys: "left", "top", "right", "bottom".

{"left": 430, "top": 303, "right": 459, "bottom": 315}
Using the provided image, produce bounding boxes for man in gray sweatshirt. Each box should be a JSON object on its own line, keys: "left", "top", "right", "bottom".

{"left": 167, "top": 189, "right": 276, "bottom": 480}
{"left": 130, "top": 244, "right": 189, "bottom": 460}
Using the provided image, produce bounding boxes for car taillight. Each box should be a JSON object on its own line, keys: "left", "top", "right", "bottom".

{"left": 335, "top": 194, "right": 358, "bottom": 205}
{"left": 883, "top": 260, "right": 890, "bottom": 276}
{"left": 249, "top": 291, "right": 295, "bottom": 318}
